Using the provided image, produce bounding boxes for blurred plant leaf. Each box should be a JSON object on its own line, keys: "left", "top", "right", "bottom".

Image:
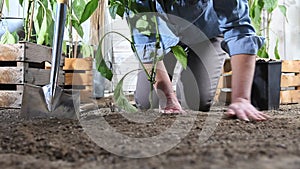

{"left": 79, "top": 0, "right": 98, "bottom": 24}
{"left": 0, "top": 29, "right": 18, "bottom": 44}
{"left": 114, "top": 70, "right": 138, "bottom": 113}
{"left": 81, "top": 43, "right": 94, "bottom": 58}
{"left": 171, "top": 45, "right": 187, "bottom": 69}
{"left": 274, "top": 38, "right": 280, "bottom": 60}
{"left": 257, "top": 44, "right": 269, "bottom": 58}
{"left": 71, "top": 18, "right": 84, "bottom": 38}
{"left": 95, "top": 37, "right": 113, "bottom": 81}
{"left": 264, "top": 0, "right": 278, "bottom": 13}
{"left": 72, "top": 0, "right": 86, "bottom": 21}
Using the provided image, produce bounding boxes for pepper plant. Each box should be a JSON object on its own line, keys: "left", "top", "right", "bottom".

{"left": 248, "top": 0, "right": 287, "bottom": 59}
{"left": 96, "top": 0, "right": 187, "bottom": 112}
{"left": 1, "top": 0, "right": 97, "bottom": 58}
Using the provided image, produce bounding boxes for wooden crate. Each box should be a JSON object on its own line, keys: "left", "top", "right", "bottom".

{"left": 63, "top": 57, "right": 93, "bottom": 103}
{"left": 216, "top": 59, "right": 300, "bottom": 105}
{"left": 0, "top": 42, "right": 64, "bottom": 108}
{"left": 280, "top": 60, "right": 300, "bottom": 104}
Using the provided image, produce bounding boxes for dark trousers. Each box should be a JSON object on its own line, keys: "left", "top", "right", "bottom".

{"left": 134, "top": 36, "right": 227, "bottom": 111}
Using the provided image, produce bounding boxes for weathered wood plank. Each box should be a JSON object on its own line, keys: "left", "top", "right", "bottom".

{"left": 218, "top": 89, "right": 231, "bottom": 104}
{"left": 25, "top": 68, "right": 64, "bottom": 86}
{"left": 0, "top": 91, "right": 22, "bottom": 108}
{"left": 281, "top": 60, "right": 300, "bottom": 73}
{"left": 280, "top": 90, "right": 300, "bottom": 104}
{"left": 23, "top": 42, "right": 53, "bottom": 63}
{"left": 0, "top": 67, "right": 24, "bottom": 84}
{"left": 0, "top": 44, "right": 24, "bottom": 61}
{"left": 63, "top": 58, "right": 93, "bottom": 71}
{"left": 223, "top": 58, "right": 232, "bottom": 73}
{"left": 79, "top": 89, "right": 93, "bottom": 103}
{"left": 65, "top": 71, "right": 93, "bottom": 86}
{"left": 281, "top": 74, "right": 300, "bottom": 87}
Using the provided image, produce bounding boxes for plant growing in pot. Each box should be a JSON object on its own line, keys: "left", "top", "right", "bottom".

{"left": 248, "top": 0, "right": 288, "bottom": 110}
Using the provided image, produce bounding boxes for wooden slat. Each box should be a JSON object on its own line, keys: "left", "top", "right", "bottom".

{"left": 223, "top": 58, "right": 232, "bottom": 73}
{"left": 79, "top": 90, "right": 93, "bottom": 103}
{"left": 0, "top": 42, "right": 65, "bottom": 63}
{"left": 281, "top": 60, "right": 300, "bottom": 73}
{"left": 281, "top": 74, "right": 300, "bottom": 87}
{"left": 0, "top": 67, "right": 24, "bottom": 84}
{"left": 218, "top": 90, "right": 231, "bottom": 104}
{"left": 223, "top": 74, "right": 232, "bottom": 88}
{"left": 0, "top": 91, "right": 22, "bottom": 108}
{"left": 25, "top": 68, "right": 64, "bottom": 86}
{"left": 63, "top": 58, "right": 93, "bottom": 71}
{"left": 280, "top": 90, "right": 300, "bottom": 104}
{"left": 23, "top": 42, "right": 54, "bottom": 63}
{"left": 0, "top": 44, "right": 24, "bottom": 61}
{"left": 64, "top": 71, "right": 93, "bottom": 86}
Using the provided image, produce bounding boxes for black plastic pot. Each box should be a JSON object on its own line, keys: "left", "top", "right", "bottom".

{"left": 251, "top": 60, "right": 282, "bottom": 110}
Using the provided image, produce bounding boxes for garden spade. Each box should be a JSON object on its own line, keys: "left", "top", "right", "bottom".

{"left": 21, "top": 0, "right": 79, "bottom": 119}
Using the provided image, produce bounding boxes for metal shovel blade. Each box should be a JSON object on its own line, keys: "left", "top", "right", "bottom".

{"left": 21, "top": 84, "right": 80, "bottom": 119}
{"left": 21, "top": 0, "right": 79, "bottom": 119}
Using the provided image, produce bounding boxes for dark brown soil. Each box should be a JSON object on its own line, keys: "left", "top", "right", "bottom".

{"left": 0, "top": 102, "right": 299, "bottom": 169}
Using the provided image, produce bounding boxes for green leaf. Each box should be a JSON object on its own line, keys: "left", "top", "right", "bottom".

{"left": 72, "top": 0, "right": 86, "bottom": 21}
{"left": 114, "top": 70, "right": 138, "bottom": 113}
{"left": 109, "top": 1, "right": 125, "bottom": 19}
{"left": 274, "top": 38, "right": 280, "bottom": 60}
{"left": 36, "top": 8, "right": 52, "bottom": 45}
{"left": 45, "top": 15, "right": 55, "bottom": 46}
{"left": 0, "top": 29, "right": 17, "bottom": 44}
{"left": 81, "top": 43, "right": 94, "bottom": 58}
{"left": 62, "top": 40, "right": 67, "bottom": 55}
{"left": 34, "top": 6, "right": 44, "bottom": 33}
{"left": 95, "top": 41, "right": 113, "bottom": 81}
{"left": 171, "top": 45, "right": 187, "bottom": 69}
{"left": 11, "top": 32, "right": 19, "bottom": 42}
{"left": 257, "top": 45, "right": 269, "bottom": 58}
{"left": 264, "top": 0, "right": 278, "bottom": 13}
{"left": 79, "top": 0, "right": 98, "bottom": 24}
{"left": 71, "top": 19, "right": 84, "bottom": 38}
{"left": 109, "top": 4, "right": 118, "bottom": 19}
{"left": 278, "top": 5, "right": 288, "bottom": 22}
{"left": 19, "top": 0, "right": 24, "bottom": 6}
{"left": 5, "top": 0, "right": 9, "bottom": 12}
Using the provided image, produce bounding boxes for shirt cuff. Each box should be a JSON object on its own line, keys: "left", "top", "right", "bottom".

{"left": 221, "top": 35, "right": 265, "bottom": 56}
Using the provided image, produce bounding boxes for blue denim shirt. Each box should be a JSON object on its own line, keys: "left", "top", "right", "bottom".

{"left": 131, "top": 0, "right": 264, "bottom": 63}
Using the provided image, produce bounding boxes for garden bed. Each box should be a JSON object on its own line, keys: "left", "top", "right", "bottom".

{"left": 0, "top": 102, "right": 299, "bottom": 169}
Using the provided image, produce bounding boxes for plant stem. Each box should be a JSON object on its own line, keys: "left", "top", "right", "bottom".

{"left": 27, "top": 0, "right": 35, "bottom": 42}
{"left": 68, "top": 0, "right": 73, "bottom": 58}
{"left": 149, "top": 14, "right": 161, "bottom": 109}
{"left": 266, "top": 12, "right": 272, "bottom": 53}
{"left": 0, "top": 0, "right": 4, "bottom": 19}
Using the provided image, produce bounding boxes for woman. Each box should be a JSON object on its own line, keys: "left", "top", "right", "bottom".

{"left": 130, "top": 0, "right": 270, "bottom": 121}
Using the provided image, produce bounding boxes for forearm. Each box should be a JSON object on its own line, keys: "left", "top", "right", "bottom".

{"left": 230, "top": 54, "right": 256, "bottom": 102}
{"left": 144, "top": 61, "right": 174, "bottom": 97}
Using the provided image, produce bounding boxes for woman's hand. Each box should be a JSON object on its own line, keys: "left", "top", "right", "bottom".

{"left": 225, "top": 98, "right": 270, "bottom": 121}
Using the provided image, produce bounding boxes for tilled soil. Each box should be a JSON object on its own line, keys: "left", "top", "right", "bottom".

{"left": 0, "top": 103, "right": 299, "bottom": 169}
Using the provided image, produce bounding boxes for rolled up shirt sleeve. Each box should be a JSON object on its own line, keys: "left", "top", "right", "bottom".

{"left": 213, "top": 0, "right": 265, "bottom": 56}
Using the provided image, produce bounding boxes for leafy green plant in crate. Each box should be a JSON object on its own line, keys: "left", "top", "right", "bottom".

{"left": 0, "top": 0, "right": 98, "bottom": 58}
{"left": 96, "top": 0, "right": 188, "bottom": 112}
{"left": 248, "top": 0, "right": 287, "bottom": 59}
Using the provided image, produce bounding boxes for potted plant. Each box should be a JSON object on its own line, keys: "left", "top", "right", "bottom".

{"left": 248, "top": 0, "right": 288, "bottom": 110}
